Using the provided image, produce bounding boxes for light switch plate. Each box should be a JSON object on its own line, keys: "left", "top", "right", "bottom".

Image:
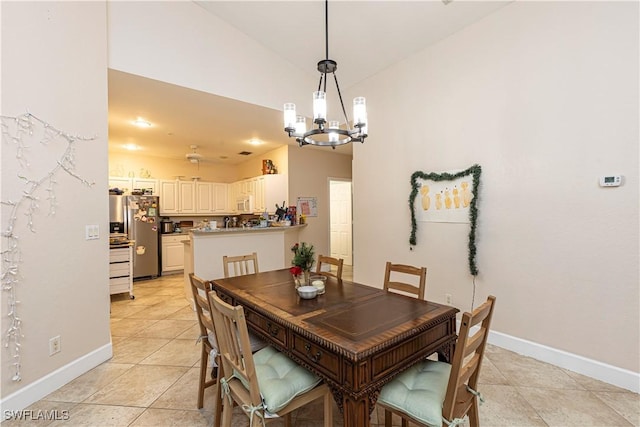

{"left": 85, "top": 225, "right": 99, "bottom": 240}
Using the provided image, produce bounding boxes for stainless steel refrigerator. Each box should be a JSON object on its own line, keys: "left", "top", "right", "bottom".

{"left": 109, "top": 195, "right": 160, "bottom": 279}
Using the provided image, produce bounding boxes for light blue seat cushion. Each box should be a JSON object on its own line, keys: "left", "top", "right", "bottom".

{"left": 378, "top": 359, "right": 451, "bottom": 427}
{"left": 252, "top": 346, "right": 322, "bottom": 413}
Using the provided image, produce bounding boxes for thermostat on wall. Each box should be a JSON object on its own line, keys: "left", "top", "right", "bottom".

{"left": 599, "top": 175, "right": 622, "bottom": 187}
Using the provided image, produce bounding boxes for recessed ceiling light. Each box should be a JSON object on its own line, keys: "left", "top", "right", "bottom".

{"left": 123, "top": 143, "right": 140, "bottom": 151}
{"left": 248, "top": 138, "right": 263, "bottom": 146}
{"left": 132, "top": 118, "right": 152, "bottom": 128}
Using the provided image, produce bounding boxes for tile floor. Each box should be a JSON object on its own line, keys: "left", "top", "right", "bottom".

{"left": 4, "top": 271, "right": 638, "bottom": 426}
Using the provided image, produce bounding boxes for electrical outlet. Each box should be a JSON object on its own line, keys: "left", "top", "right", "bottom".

{"left": 49, "top": 336, "right": 61, "bottom": 355}
{"left": 445, "top": 294, "right": 452, "bottom": 305}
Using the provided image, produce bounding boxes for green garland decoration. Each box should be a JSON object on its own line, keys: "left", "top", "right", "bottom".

{"left": 409, "top": 164, "right": 482, "bottom": 276}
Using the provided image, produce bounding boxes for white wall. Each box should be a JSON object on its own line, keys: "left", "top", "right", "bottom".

{"left": 1, "top": 1, "right": 111, "bottom": 407}
{"left": 352, "top": 1, "right": 639, "bottom": 380}
{"left": 107, "top": 1, "right": 315, "bottom": 115}
{"left": 289, "top": 148, "right": 352, "bottom": 263}
{"left": 236, "top": 145, "right": 289, "bottom": 181}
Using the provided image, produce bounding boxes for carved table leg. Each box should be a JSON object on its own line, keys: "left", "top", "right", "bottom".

{"left": 342, "top": 395, "right": 372, "bottom": 427}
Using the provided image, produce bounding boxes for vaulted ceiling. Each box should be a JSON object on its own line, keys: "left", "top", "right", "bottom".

{"left": 108, "top": 1, "right": 510, "bottom": 165}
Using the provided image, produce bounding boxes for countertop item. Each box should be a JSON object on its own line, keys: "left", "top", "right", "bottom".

{"left": 191, "top": 224, "right": 306, "bottom": 235}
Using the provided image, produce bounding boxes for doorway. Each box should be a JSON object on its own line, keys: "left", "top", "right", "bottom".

{"left": 329, "top": 179, "right": 353, "bottom": 266}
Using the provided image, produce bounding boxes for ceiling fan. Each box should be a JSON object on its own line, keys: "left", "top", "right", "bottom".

{"left": 186, "top": 145, "right": 204, "bottom": 164}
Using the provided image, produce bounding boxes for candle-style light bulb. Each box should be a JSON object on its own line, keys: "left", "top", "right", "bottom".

{"left": 284, "top": 103, "right": 296, "bottom": 130}
{"left": 313, "top": 91, "right": 327, "bottom": 123}
{"left": 295, "top": 115, "right": 307, "bottom": 135}
{"left": 328, "top": 121, "right": 339, "bottom": 143}
{"left": 353, "top": 97, "right": 367, "bottom": 127}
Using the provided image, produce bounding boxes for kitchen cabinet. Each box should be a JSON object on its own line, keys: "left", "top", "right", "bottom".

{"left": 159, "top": 180, "right": 179, "bottom": 215}
{"left": 229, "top": 181, "right": 241, "bottom": 213}
{"left": 195, "top": 182, "right": 228, "bottom": 213}
{"left": 160, "top": 180, "right": 227, "bottom": 215}
{"left": 109, "top": 246, "right": 134, "bottom": 298}
{"left": 179, "top": 181, "right": 196, "bottom": 214}
{"left": 212, "top": 183, "right": 228, "bottom": 212}
{"left": 228, "top": 174, "right": 287, "bottom": 214}
{"left": 255, "top": 174, "right": 287, "bottom": 214}
{"left": 109, "top": 177, "right": 132, "bottom": 194}
{"left": 196, "top": 182, "right": 213, "bottom": 212}
{"left": 162, "top": 234, "right": 185, "bottom": 273}
{"left": 109, "top": 177, "right": 158, "bottom": 195}
{"left": 132, "top": 178, "right": 158, "bottom": 195}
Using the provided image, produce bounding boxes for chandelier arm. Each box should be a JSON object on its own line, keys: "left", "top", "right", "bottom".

{"left": 317, "top": 74, "right": 324, "bottom": 92}
{"left": 332, "top": 72, "right": 352, "bottom": 130}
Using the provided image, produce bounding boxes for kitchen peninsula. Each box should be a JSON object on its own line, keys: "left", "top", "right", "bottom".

{"left": 183, "top": 224, "right": 306, "bottom": 302}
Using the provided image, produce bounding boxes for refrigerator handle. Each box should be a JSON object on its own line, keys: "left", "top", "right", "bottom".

{"left": 125, "top": 197, "right": 133, "bottom": 240}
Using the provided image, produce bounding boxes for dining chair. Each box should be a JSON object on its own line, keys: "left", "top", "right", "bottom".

{"left": 223, "top": 252, "right": 259, "bottom": 277}
{"left": 378, "top": 295, "right": 497, "bottom": 427}
{"left": 315, "top": 255, "right": 344, "bottom": 280}
{"left": 222, "top": 252, "right": 268, "bottom": 354}
{"left": 383, "top": 261, "right": 427, "bottom": 300}
{"left": 188, "top": 273, "right": 221, "bottom": 415}
{"left": 207, "top": 291, "right": 333, "bottom": 427}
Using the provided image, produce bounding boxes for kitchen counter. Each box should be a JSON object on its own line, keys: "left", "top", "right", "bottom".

{"left": 184, "top": 224, "right": 306, "bottom": 303}
{"left": 190, "top": 224, "right": 305, "bottom": 235}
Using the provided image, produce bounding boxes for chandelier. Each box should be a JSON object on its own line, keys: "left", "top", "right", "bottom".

{"left": 283, "top": 0, "right": 368, "bottom": 148}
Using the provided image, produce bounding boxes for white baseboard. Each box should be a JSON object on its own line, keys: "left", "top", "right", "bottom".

{"left": 0, "top": 342, "right": 112, "bottom": 414}
{"left": 488, "top": 329, "right": 640, "bottom": 393}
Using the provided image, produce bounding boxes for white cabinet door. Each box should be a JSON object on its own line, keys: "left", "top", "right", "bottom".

{"left": 179, "top": 181, "right": 196, "bottom": 214}
{"left": 254, "top": 176, "right": 265, "bottom": 213}
{"left": 132, "top": 178, "right": 158, "bottom": 195}
{"left": 229, "top": 182, "right": 241, "bottom": 213}
{"left": 159, "top": 180, "right": 179, "bottom": 215}
{"left": 263, "top": 174, "right": 287, "bottom": 214}
{"left": 162, "top": 237, "right": 185, "bottom": 272}
{"left": 109, "top": 177, "right": 131, "bottom": 194}
{"left": 196, "top": 182, "right": 213, "bottom": 213}
{"left": 212, "top": 183, "right": 228, "bottom": 213}
{"left": 229, "top": 175, "right": 288, "bottom": 214}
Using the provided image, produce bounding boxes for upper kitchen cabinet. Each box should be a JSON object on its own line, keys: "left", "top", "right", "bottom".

{"left": 108, "top": 177, "right": 158, "bottom": 195}
{"left": 109, "top": 177, "right": 131, "bottom": 194}
{"left": 179, "top": 181, "right": 196, "bottom": 214}
{"left": 133, "top": 178, "right": 158, "bottom": 195}
{"left": 159, "top": 180, "right": 179, "bottom": 214}
{"left": 196, "top": 182, "right": 228, "bottom": 213}
{"left": 254, "top": 174, "right": 287, "bottom": 214}
{"left": 160, "top": 179, "right": 229, "bottom": 215}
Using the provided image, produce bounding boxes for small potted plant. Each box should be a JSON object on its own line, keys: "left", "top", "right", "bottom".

{"left": 290, "top": 242, "right": 315, "bottom": 287}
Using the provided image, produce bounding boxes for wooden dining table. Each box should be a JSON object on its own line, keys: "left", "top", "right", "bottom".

{"left": 209, "top": 268, "right": 458, "bottom": 427}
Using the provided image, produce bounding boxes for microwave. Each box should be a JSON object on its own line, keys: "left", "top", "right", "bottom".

{"left": 236, "top": 195, "right": 254, "bottom": 213}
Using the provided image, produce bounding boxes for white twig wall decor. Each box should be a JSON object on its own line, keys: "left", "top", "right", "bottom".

{"left": 1, "top": 112, "right": 95, "bottom": 382}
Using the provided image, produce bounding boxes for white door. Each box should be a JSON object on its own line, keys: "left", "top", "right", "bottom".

{"left": 329, "top": 180, "right": 353, "bottom": 266}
